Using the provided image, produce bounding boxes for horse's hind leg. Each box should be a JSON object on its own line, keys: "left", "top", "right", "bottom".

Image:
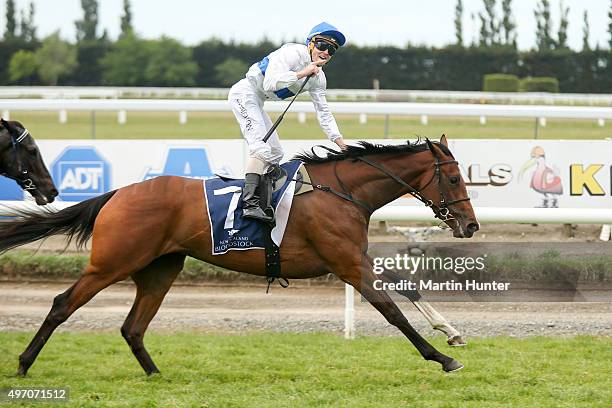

{"left": 380, "top": 269, "right": 466, "bottom": 346}
{"left": 121, "top": 253, "right": 185, "bottom": 375}
{"left": 17, "top": 271, "right": 123, "bottom": 376}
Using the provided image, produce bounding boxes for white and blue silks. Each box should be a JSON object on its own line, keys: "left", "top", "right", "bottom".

{"left": 228, "top": 43, "right": 342, "bottom": 164}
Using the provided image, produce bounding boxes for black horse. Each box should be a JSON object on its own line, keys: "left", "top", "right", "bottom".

{"left": 0, "top": 119, "right": 58, "bottom": 205}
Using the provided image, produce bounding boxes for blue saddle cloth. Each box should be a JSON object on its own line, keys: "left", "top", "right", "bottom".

{"left": 204, "top": 160, "right": 302, "bottom": 255}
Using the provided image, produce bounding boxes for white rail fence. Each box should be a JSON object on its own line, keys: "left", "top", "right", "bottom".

{"left": 1, "top": 99, "right": 610, "bottom": 134}
{"left": 2, "top": 86, "right": 612, "bottom": 105}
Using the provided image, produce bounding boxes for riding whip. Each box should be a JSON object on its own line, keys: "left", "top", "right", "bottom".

{"left": 262, "top": 75, "right": 312, "bottom": 143}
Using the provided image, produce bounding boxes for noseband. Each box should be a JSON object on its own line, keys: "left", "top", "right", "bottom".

{"left": 0, "top": 128, "right": 37, "bottom": 191}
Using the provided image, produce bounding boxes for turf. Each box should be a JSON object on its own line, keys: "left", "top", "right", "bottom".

{"left": 0, "top": 332, "right": 610, "bottom": 407}
{"left": 9, "top": 111, "right": 610, "bottom": 140}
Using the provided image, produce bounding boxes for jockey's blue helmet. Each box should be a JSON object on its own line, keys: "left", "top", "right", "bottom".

{"left": 306, "top": 22, "right": 346, "bottom": 47}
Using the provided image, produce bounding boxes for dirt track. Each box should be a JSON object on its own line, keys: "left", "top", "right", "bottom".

{"left": 1, "top": 282, "right": 610, "bottom": 338}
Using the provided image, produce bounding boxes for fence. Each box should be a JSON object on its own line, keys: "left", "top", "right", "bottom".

{"left": 2, "top": 86, "right": 612, "bottom": 105}
{"left": 1, "top": 98, "right": 610, "bottom": 139}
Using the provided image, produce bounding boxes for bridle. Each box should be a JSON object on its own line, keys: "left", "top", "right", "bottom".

{"left": 0, "top": 127, "right": 37, "bottom": 191}
{"left": 355, "top": 155, "right": 471, "bottom": 222}
{"left": 303, "top": 145, "right": 471, "bottom": 223}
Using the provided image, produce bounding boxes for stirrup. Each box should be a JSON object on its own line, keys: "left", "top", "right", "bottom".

{"left": 243, "top": 206, "right": 274, "bottom": 223}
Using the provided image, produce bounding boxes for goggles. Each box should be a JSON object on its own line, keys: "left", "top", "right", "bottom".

{"left": 312, "top": 39, "right": 338, "bottom": 56}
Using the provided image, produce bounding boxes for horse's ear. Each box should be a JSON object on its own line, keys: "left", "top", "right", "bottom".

{"left": 440, "top": 134, "right": 448, "bottom": 147}
{"left": 426, "top": 138, "right": 442, "bottom": 159}
{"left": 0, "top": 118, "right": 7, "bottom": 129}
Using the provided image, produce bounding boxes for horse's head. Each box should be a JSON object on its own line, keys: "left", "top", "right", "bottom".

{"left": 0, "top": 119, "right": 58, "bottom": 205}
{"left": 422, "top": 135, "right": 479, "bottom": 238}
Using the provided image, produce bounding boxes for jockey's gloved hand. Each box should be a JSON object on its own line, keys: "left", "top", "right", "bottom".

{"left": 334, "top": 137, "right": 348, "bottom": 151}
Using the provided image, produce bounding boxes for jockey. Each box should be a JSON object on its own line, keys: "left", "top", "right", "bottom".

{"left": 229, "top": 22, "right": 347, "bottom": 222}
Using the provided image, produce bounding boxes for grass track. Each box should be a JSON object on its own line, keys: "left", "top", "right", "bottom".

{"left": 0, "top": 332, "right": 610, "bottom": 407}
{"left": 9, "top": 111, "right": 610, "bottom": 140}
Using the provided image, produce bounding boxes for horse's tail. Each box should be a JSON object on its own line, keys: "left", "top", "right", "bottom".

{"left": 0, "top": 190, "right": 118, "bottom": 254}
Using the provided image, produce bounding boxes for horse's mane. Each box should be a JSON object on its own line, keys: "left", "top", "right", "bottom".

{"left": 292, "top": 140, "right": 454, "bottom": 164}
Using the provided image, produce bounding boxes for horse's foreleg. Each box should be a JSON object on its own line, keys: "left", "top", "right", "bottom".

{"left": 380, "top": 268, "right": 466, "bottom": 346}
{"left": 17, "top": 271, "right": 122, "bottom": 376}
{"left": 121, "top": 253, "right": 185, "bottom": 375}
{"left": 338, "top": 255, "right": 463, "bottom": 372}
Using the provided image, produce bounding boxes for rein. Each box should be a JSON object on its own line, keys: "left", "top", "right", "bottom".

{"left": 302, "top": 145, "right": 470, "bottom": 222}
{"left": 0, "top": 128, "right": 37, "bottom": 191}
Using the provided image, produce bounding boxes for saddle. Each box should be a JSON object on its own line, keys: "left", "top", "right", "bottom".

{"left": 214, "top": 163, "right": 313, "bottom": 292}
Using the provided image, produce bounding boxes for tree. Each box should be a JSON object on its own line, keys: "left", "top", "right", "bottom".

{"left": 454, "top": 0, "right": 463, "bottom": 46}
{"left": 214, "top": 58, "right": 248, "bottom": 86}
{"left": 144, "top": 37, "right": 197, "bottom": 86}
{"left": 75, "top": 0, "right": 99, "bottom": 42}
{"left": 101, "top": 34, "right": 150, "bottom": 85}
{"left": 582, "top": 10, "right": 590, "bottom": 51}
{"left": 4, "top": 0, "right": 17, "bottom": 40}
{"left": 534, "top": 0, "right": 554, "bottom": 51}
{"left": 8, "top": 49, "right": 38, "bottom": 83}
{"left": 34, "top": 32, "right": 77, "bottom": 85}
{"left": 478, "top": 12, "right": 490, "bottom": 46}
{"left": 556, "top": 0, "right": 569, "bottom": 49}
{"left": 608, "top": 0, "right": 612, "bottom": 50}
{"left": 19, "top": 2, "right": 37, "bottom": 43}
{"left": 120, "top": 0, "right": 133, "bottom": 39}
{"left": 501, "top": 0, "right": 517, "bottom": 47}
{"left": 483, "top": 0, "right": 499, "bottom": 45}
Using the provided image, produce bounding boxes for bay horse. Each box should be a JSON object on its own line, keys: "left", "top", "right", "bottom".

{"left": 0, "top": 135, "right": 478, "bottom": 375}
{"left": 0, "top": 118, "right": 58, "bottom": 205}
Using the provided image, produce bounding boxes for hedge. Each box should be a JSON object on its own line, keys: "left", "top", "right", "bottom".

{"left": 482, "top": 73, "right": 519, "bottom": 92}
{"left": 519, "top": 76, "right": 560, "bottom": 93}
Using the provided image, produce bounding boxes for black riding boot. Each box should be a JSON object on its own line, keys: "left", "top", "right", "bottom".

{"left": 242, "top": 173, "right": 273, "bottom": 223}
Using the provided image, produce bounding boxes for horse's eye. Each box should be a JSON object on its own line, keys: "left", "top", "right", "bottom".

{"left": 25, "top": 146, "right": 37, "bottom": 155}
{"left": 449, "top": 176, "right": 459, "bottom": 185}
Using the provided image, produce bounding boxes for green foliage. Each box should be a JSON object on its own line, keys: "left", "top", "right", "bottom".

{"left": 101, "top": 34, "right": 150, "bottom": 85}
{"left": 582, "top": 10, "right": 591, "bottom": 51}
{"left": 0, "top": 333, "right": 610, "bottom": 406}
{"left": 8, "top": 49, "right": 38, "bottom": 83}
{"left": 609, "top": 0, "right": 612, "bottom": 50}
{"left": 557, "top": 0, "right": 570, "bottom": 49}
{"left": 482, "top": 73, "right": 519, "bottom": 92}
{"left": 214, "top": 57, "right": 248, "bottom": 86}
{"left": 144, "top": 36, "right": 198, "bottom": 86}
{"left": 18, "top": 2, "right": 36, "bottom": 43}
{"left": 75, "top": 0, "right": 99, "bottom": 42}
{"left": 119, "top": 0, "right": 133, "bottom": 39}
{"left": 454, "top": 0, "right": 463, "bottom": 46}
{"left": 102, "top": 35, "right": 197, "bottom": 86}
{"left": 4, "top": 0, "right": 17, "bottom": 40}
{"left": 501, "top": 0, "right": 517, "bottom": 47}
{"left": 519, "top": 76, "right": 560, "bottom": 92}
{"left": 535, "top": 0, "right": 554, "bottom": 51}
{"left": 34, "top": 31, "right": 77, "bottom": 85}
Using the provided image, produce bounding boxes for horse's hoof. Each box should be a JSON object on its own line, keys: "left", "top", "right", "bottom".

{"left": 16, "top": 366, "right": 27, "bottom": 377}
{"left": 442, "top": 358, "right": 464, "bottom": 373}
{"left": 447, "top": 335, "right": 467, "bottom": 347}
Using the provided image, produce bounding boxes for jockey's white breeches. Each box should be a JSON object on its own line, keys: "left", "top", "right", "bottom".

{"left": 229, "top": 78, "right": 283, "bottom": 165}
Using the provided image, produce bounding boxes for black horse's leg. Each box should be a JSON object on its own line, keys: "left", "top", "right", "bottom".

{"left": 341, "top": 254, "right": 463, "bottom": 372}
{"left": 121, "top": 254, "right": 185, "bottom": 375}
{"left": 379, "top": 268, "right": 466, "bottom": 346}
{"left": 17, "top": 273, "right": 121, "bottom": 376}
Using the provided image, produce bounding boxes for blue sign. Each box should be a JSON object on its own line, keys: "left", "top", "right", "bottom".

{"left": 144, "top": 148, "right": 214, "bottom": 180}
{"left": 51, "top": 147, "right": 111, "bottom": 202}
{"left": 0, "top": 177, "right": 23, "bottom": 200}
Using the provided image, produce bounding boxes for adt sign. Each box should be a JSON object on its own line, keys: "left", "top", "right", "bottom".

{"left": 52, "top": 147, "right": 111, "bottom": 201}
{"left": 144, "top": 148, "right": 214, "bottom": 180}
